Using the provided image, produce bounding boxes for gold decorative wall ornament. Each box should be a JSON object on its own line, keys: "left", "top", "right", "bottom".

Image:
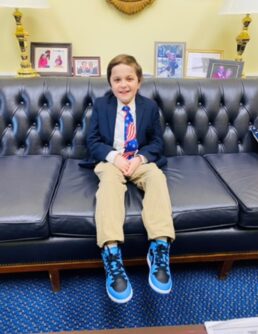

{"left": 107, "top": 0, "right": 155, "bottom": 15}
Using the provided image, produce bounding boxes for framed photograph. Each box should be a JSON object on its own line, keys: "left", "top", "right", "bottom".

{"left": 72, "top": 57, "right": 101, "bottom": 77}
{"left": 31, "top": 42, "right": 72, "bottom": 76}
{"left": 185, "top": 49, "right": 224, "bottom": 78}
{"left": 155, "top": 42, "right": 186, "bottom": 78}
{"left": 207, "top": 59, "right": 244, "bottom": 79}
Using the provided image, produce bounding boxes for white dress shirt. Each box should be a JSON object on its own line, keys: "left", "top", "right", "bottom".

{"left": 105, "top": 99, "right": 146, "bottom": 164}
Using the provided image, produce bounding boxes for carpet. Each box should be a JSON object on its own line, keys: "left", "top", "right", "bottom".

{"left": 0, "top": 261, "right": 257, "bottom": 333}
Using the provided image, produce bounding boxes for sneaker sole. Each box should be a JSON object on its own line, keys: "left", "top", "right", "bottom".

{"left": 147, "top": 255, "right": 172, "bottom": 294}
{"left": 106, "top": 287, "right": 133, "bottom": 304}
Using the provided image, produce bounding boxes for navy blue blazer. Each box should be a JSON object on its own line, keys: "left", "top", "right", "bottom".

{"left": 80, "top": 92, "right": 167, "bottom": 168}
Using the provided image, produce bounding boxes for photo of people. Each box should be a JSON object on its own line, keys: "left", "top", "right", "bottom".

{"left": 73, "top": 57, "right": 101, "bottom": 77}
{"left": 31, "top": 42, "right": 72, "bottom": 76}
{"left": 155, "top": 42, "right": 185, "bottom": 78}
{"left": 38, "top": 50, "right": 50, "bottom": 68}
{"left": 212, "top": 65, "right": 233, "bottom": 79}
{"left": 207, "top": 59, "right": 244, "bottom": 79}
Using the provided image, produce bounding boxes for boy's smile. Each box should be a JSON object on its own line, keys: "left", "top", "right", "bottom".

{"left": 110, "top": 64, "right": 141, "bottom": 105}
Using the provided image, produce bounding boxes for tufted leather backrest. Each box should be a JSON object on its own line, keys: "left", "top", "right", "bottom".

{"left": 0, "top": 77, "right": 257, "bottom": 158}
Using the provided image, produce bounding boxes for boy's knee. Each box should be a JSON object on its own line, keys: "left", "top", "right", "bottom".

{"left": 97, "top": 163, "right": 125, "bottom": 183}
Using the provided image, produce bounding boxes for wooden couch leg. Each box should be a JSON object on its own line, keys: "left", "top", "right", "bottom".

{"left": 49, "top": 269, "right": 61, "bottom": 292}
{"left": 219, "top": 260, "right": 234, "bottom": 279}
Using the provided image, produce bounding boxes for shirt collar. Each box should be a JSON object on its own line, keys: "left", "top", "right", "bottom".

{"left": 117, "top": 98, "right": 136, "bottom": 112}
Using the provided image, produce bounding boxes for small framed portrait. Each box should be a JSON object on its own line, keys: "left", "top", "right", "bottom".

{"left": 30, "top": 42, "right": 72, "bottom": 76}
{"left": 155, "top": 42, "right": 186, "bottom": 78}
{"left": 185, "top": 49, "right": 224, "bottom": 78}
{"left": 207, "top": 59, "right": 244, "bottom": 79}
{"left": 72, "top": 57, "right": 101, "bottom": 77}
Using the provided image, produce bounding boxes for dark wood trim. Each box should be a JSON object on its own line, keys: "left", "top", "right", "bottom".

{"left": 0, "top": 251, "right": 258, "bottom": 291}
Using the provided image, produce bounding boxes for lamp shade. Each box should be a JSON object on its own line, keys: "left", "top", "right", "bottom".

{"left": 220, "top": 0, "right": 258, "bottom": 15}
{"left": 0, "top": 0, "right": 49, "bottom": 8}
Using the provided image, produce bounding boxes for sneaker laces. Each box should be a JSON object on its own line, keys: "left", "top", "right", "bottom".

{"left": 104, "top": 249, "right": 127, "bottom": 283}
{"left": 153, "top": 243, "right": 169, "bottom": 274}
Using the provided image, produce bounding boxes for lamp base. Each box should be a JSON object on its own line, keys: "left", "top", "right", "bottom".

{"left": 235, "top": 14, "right": 251, "bottom": 62}
{"left": 17, "top": 67, "right": 39, "bottom": 78}
{"left": 13, "top": 8, "right": 39, "bottom": 78}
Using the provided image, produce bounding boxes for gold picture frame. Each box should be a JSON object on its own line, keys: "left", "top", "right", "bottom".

{"left": 185, "top": 49, "right": 224, "bottom": 78}
{"left": 107, "top": 0, "right": 155, "bottom": 14}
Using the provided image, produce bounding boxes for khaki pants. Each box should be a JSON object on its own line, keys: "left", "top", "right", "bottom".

{"left": 94, "top": 162, "right": 175, "bottom": 248}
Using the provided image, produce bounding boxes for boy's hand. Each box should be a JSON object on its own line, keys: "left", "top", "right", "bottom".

{"left": 123, "top": 156, "right": 142, "bottom": 177}
{"left": 114, "top": 154, "right": 130, "bottom": 174}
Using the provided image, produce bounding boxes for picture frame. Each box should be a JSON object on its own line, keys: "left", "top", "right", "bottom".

{"left": 155, "top": 42, "right": 186, "bottom": 78}
{"left": 185, "top": 49, "right": 224, "bottom": 78}
{"left": 72, "top": 57, "right": 101, "bottom": 77}
{"left": 30, "top": 42, "right": 72, "bottom": 76}
{"left": 207, "top": 59, "right": 244, "bottom": 79}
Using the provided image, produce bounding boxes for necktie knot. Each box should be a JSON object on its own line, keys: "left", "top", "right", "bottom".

{"left": 122, "top": 105, "right": 130, "bottom": 113}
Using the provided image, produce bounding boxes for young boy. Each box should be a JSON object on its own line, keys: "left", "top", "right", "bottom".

{"left": 86, "top": 54, "right": 175, "bottom": 303}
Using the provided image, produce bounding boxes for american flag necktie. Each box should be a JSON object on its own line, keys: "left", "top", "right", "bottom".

{"left": 122, "top": 105, "right": 138, "bottom": 160}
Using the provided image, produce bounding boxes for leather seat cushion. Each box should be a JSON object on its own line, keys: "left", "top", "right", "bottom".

{"left": 205, "top": 153, "right": 258, "bottom": 228}
{"left": 0, "top": 155, "right": 62, "bottom": 242}
{"left": 49, "top": 159, "right": 145, "bottom": 236}
{"left": 50, "top": 156, "right": 239, "bottom": 237}
{"left": 164, "top": 156, "right": 238, "bottom": 231}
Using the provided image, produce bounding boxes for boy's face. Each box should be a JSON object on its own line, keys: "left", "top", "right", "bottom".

{"left": 110, "top": 64, "right": 141, "bottom": 105}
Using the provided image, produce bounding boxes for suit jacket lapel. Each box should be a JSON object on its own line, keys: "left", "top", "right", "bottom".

{"left": 107, "top": 95, "right": 117, "bottom": 142}
{"left": 136, "top": 94, "right": 144, "bottom": 137}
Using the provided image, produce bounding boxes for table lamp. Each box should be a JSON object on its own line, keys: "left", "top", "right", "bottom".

{"left": 0, "top": 0, "right": 49, "bottom": 77}
{"left": 219, "top": 0, "right": 258, "bottom": 61}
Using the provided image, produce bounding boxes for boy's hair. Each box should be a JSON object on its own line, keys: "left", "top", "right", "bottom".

{"left": 107, "top": 54, "right": 143, "bottom": 85}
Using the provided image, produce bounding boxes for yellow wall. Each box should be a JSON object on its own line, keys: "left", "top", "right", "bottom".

{"left": 0, "top": 0, "right": 258, "bottom": 76}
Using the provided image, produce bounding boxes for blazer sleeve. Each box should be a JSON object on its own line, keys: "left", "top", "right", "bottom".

{"left": 87, "top": 99, "right": 114, "bottom": 162}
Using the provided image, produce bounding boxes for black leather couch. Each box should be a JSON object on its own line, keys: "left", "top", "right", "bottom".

{"left": 0, "top": 77, "right": 258, "bottom": 291}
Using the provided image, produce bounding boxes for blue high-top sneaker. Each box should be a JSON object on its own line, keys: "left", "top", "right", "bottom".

{"left": 147, "top": 240, "right": 172, "bottom": 294}
{"left": 101, "top": 246, "right": 133, "bottom": 303}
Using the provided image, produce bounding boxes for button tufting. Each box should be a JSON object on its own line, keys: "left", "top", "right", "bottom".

{"left": 66, "top": 102, "right": 70, "bottom": 106}
{"left": 8, "top": 123, "right": 12, "bottom": 128}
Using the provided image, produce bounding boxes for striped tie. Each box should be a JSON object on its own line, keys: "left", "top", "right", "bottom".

{"left": 122, "top": 105, "right": 138, "bottom": 160}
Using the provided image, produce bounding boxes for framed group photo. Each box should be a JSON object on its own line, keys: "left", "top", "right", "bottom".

{"left": 207, "top": 59, "right": 244, "bottom": 79}
{"left": 185, "top": 49, "right": 224, "bottom": 78}
{"left": 72, "top": 57, "right": 101, "bottom": 77}
{"left": 31, "top": 42, "right": 72, "bottom": 76}
{"left": 155, "top": 42, "right": 186, "bottom": 78}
